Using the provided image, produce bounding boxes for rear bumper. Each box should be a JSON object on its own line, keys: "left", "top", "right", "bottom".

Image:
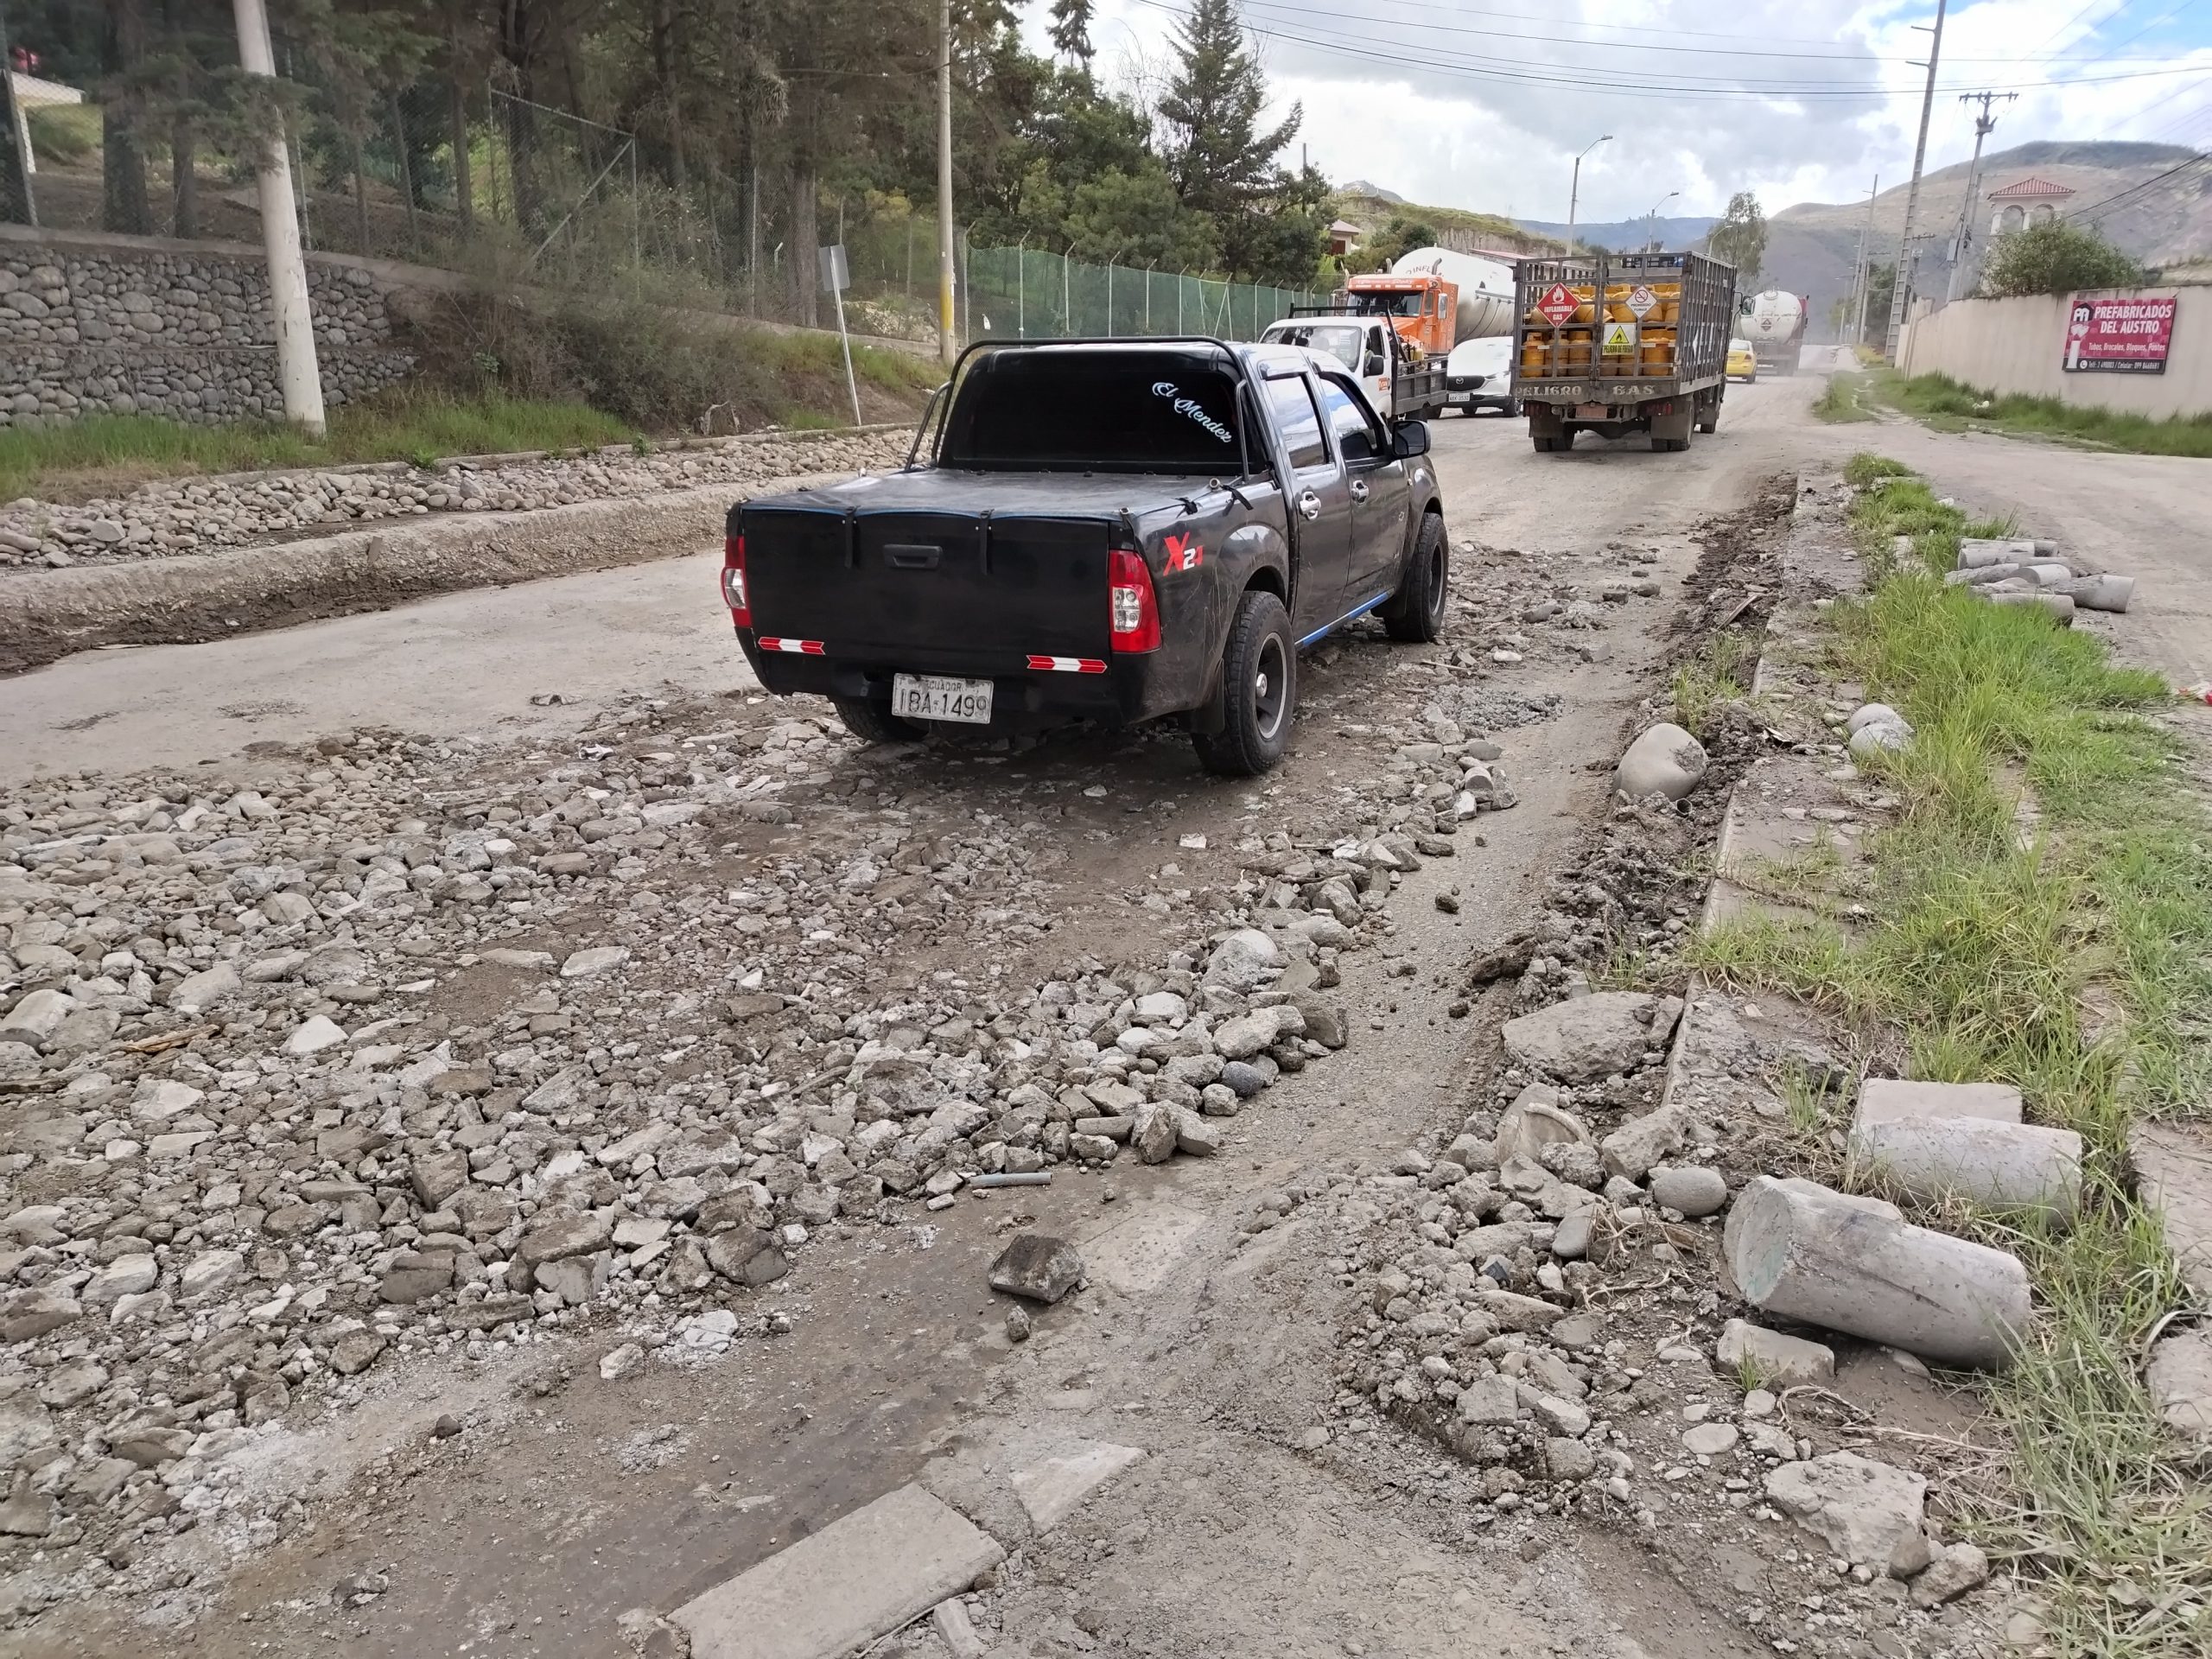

{"left": 738, "top": 632, "right": 1186, "bottom": 728}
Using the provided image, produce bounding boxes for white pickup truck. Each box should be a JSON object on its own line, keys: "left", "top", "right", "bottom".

{"left": 1258, "top": 313, "right": 1446, "bottom": 423}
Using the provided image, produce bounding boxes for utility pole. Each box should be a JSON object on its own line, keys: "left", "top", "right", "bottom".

{"left": 1884, "top": 0, "right": 1947, "bottom": 360}
{"left": 936, "top": 0, "right": 957, "bottom": 366}
{"left": 232, "top": 0, "right": 323, "bottom": 433}
{"left": 1851, "top": 175, "right": 1878, "bottom": 346}
{"left": 1945, "top": 91, "right": 2014, "bottom": 302}
{"left": 1, "top": 0, "right": 40, "bottom": 226}
{"left": 1566, "top": 134, "right": 1611, "bottom": 247}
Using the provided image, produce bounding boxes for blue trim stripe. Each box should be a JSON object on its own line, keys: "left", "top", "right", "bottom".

{"left": 1299, "top": 592, "right": 1391, "bottom": 648}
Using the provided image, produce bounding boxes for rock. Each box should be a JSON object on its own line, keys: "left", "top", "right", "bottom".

{"left": 1682, "top": 1422, "right": 1738, "bottom": 1457}
{"left": 1846, "top": 702, "right": 1904, "bottom": 734}
{"left": 561, "top": 945, "right": 630, "bottom": 978}
{"left": 1725, "top": 1175, "right": 2031, "bottom": 1369}
{"left": 1475, "top": 1288, "right": 1565, "bottom": 1332}
{"left": 1613, "top": 722, "right": 1708, "bottom": 802}
{"left": 179, "top": 1249, "right": 245, "bottom": 1301}
{"left": 1649, "top": 1164, "right": 1728, "bottom": 1217}
{"left": 1551, "top": 1211, "right": 1594, "bottom": 1260}
{"left": 378, "top": 1254, "right": 455, "bottom": 1304}
{"left": 1218, "top": 1060, "right": 1270, "bottom": 1097}
{"left": 0, "top": 1290, "right": 82, "bottom": 1343}
{"left": 1006, "top": 1306, "right": 1033, "bottom": 1343}
{"left": 988, "top": 1234, "right": 1084, "bottom": 1305}
{"left": 410, "top": 1151, "right": 470, "bottom": 1210}
{"left": 1204, "top": 928, "right": 1282, "bottom": 990}
{"left": 1454, "top": 1376, "right": 1524, "bottom": 1424}
{"left": 168, "top": 961, "right": 242, "bottom": 1014}
{"left": 1490, "top": 1084, "right": 1588, "bottom": 1164}
{"left": 83, "top": 1253, "right": 159, "bottom": 1306}
{"left": 283, "top": 1014, "right": 347, "bottom": 1055}
{"left": 1715, "top": 1319, "right": 1835, "bottom": 1389}
{"left": 2145, "top": 1325, "right": 2212, "bottom": 1442}
{"left": 1503, "top": 992, "right": 1677, "bottom": 1083}
{"left": 704, "top": 1228, "right": 779, "bottom": 1282}
{"left": 1887, "top": 1528, "right": 1935, "bottom": 1579}
{"left": 1174, "top": 1109, "right": 1224, "bottom": 1157}
{"left": 517, "top": 1211, "right": 613, "bottom": 1266}
{"left": 1288, "top": 995, "right": 1347, "bottom": 1050}
{"left": 0, "top": 1482, "right": 55, "bottom": 1538}
{"left": 1214, "top": 1005, "right": 1304, "bottom": 1060}
{"left": 1764, "top": 1452, "right": 1927, "bottom": 1566}
{"left": 1849, "top": 718, "right": 1912, "bottom": 759}
{"left": 1134, "top": 1103, "right": 1179, "bottom": 1165}
{"left": 601, "top": 1343, "right": 646, "bottom": 1381}
{"left": 329, "top": 1331, "right": 389, "bottom": 1376}
{"left": 1910, "top": 1542, "right": 1990, "bottom": 1606}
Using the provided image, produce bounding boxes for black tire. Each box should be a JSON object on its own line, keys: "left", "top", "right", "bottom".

{"left": 1499, "top": 399, "right": 1519, "bottom": 419}
{"left": 832, "top": 695, "right": 923, "bottom": 746}
{"left": 1654, "top": 435, "right": 1689, "bottom": 453}
{"left": 1383, "top": 512, "right": 1449, "bottom": 643}
{"left": 1193, "top": 590, "right": 1296, "bottom": 777}
{"left": 1532, "top": 435, "right": 1555, "bottom": 453}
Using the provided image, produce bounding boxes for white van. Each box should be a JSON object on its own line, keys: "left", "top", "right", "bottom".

{"left": 1443, "top": 335, "right": 1516, "bottom": 416}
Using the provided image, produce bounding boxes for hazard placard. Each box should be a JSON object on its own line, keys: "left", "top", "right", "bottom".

{"left": 1602, "top": 320, "right": 1638, "bottom": 355}
{"left": 1536, "top": 283, "right": 1580, "bottom": 325}
{"left": 1626, "top": 283, "right": 1657, "bottom": 319}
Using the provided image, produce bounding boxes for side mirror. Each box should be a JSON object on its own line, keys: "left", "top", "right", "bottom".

{"left": 1392, "top": 421, "right": 1431, "bottom": 459}
{"left": 1364, "top": 354, "right": 1386, "bottom": 377}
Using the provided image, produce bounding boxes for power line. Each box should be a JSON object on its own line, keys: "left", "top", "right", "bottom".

{"left": 1239, "top": 0, "right": 2183, "bottom": 67}
{"left": 2071, "top": 149, "right": 2212, "bottom": 219}
{"left": 1128, "top": 1, "right": 2212, "bottom": 102}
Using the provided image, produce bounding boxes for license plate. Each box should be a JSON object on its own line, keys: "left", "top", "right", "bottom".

{"left": 1575, "top": 402, "right": 1611, "bottom": 419}
{"left": 892, "top": 673, "right": 994, "bottom": 725}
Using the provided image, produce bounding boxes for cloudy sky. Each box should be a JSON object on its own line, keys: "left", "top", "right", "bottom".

{"left": 1021, "top": 0, "right": 2212, "bottom": 223}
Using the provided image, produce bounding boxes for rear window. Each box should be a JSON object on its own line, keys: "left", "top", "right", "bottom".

{"left": 1262, "top": 323, "right": 1365, "bottom": 372}
{"left": 937, "top": 350, "right": 1244, "bottom": 474}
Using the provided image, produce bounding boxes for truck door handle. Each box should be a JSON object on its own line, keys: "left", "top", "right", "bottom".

{"left": 1349, "top": 480, "right": 1370, "bottom": 503}
{"left": 885, "top": 543, "right": 940, "bottom": 569}
{"left": 1298, "top": 491, "right": 1322, "bottom": 521}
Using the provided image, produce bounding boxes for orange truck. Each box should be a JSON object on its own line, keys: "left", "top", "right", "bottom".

{"left": 1344, "top": 270, "right": 1460, "bottom": 361}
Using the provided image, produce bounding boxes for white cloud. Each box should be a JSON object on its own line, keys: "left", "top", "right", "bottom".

{"left": 1029, "top": 0, "right": 2212, "bottom": 220}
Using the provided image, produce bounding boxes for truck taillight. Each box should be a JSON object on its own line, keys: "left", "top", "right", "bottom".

{"left": 721, "top": 533, "right": 750, "bottom": 628}
{"left": 1108, "top": 547, "right": 1160, "bottom": 653}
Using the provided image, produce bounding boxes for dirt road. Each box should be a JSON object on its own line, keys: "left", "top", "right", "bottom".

{"left": 3, "top": 368, "right": 2178, "bottom": 1659}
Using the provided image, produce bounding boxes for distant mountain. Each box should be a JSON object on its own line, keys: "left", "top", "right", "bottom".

{"left": 1341, "top": 180, "right": 1405, "bottom": 204}
{"left": 1515, "top": 214, "right": 1720, "bottom": 252}
{"left": 1760, "top": 141, "right": 2202, "bottom": 337}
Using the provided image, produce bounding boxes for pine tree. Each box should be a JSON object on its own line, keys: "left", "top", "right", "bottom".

{"left": 1157, "top": 0, "right": 1296, "bottom": 218}
{"left": 1047, "top": 0, "right": 1092, "bottom": 69}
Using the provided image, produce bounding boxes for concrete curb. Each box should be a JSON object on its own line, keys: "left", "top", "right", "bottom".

{"left": 671, "top": 1439, "right": 1141, "bottom": 1659}
{"left": 0, "top": 470, "right": 846, "bottom": 675}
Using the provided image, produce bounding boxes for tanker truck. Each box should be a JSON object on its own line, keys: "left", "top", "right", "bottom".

{"left": 1739, "top": 289, "right": 1808, "bottom": 375}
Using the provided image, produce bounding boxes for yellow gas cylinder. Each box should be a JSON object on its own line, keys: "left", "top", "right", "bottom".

{"left": 1562, "top": 328, "right": 1593, "bottom": 371}
{"left": 1520, "top": 334, "right": 1549, "bottom": 374}
{"left": 1639, "top": 329, "right": 1676, "bottom": 374}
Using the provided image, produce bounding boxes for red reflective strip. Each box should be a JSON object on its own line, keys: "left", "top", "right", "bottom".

{"left": 1077, "top": 659, "right": 1107, "bottom": 674}
{"left": 1027, "top": 655, "right": 1056, "bottom": 671}
{"left": 1026, "top": 655, "right": 1110, "bottom": 674}
{"left": 755, "top": 637, "right": 824, "bottom": 656}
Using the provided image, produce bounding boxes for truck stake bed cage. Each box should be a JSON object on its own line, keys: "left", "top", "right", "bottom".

{"left": 1509, "top": 250, "right": 1736, "bottom": 454}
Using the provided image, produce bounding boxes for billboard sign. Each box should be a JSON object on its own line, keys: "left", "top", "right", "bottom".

{"left": 2063, "top": 294, "right": 2176, "bottom": 374}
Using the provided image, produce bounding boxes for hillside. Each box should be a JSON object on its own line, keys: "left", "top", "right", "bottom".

{"left": 1331, "top": 189, "right": 1562, "bottom": 257}
{"left": 1761, "top": 141, "right": 2202, "bottom": 334}
{"left": 1515, "top": 214, "right": 1720, "bottom": 253}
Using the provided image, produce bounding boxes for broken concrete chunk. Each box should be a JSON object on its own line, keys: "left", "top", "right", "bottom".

{"left": 1716, "top": 1319, "right": 1835, "bottom": 1389}
{"left": 1765, "top": 1451, "right": 1927, "bottom": 1566}
{"left": 1853, "top": 1077, "right": 2024, "bottom": 1130}
{"left": 1851, "top": 1116, "right": 2082, "bottom": 1224}
{"left": 1725, "top": 1175, "right": 2030, "bottom": 1370}
{"left": 1613, "top": 721, "right": 1708, "bottom": 802}
{"left": 988, "top": 1234, "right": 1084, "bottom": 1305}
{"left": 1503, "top": 991, "right": 1677, "bottom": 1084}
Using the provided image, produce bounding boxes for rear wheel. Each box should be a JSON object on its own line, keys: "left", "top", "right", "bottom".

{"left": 1193, "top": 590, "right": 1296, "bottom": 777}
{"left": 832, "top": 696, "right": 923, "bottom": 746}
{"left": 1383, "top": 512, "right": 1449, "bottom": 643}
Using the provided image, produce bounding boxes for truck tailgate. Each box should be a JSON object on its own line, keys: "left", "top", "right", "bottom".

{"left": 743, "top": 507, "right": 1111, "bottom": 665}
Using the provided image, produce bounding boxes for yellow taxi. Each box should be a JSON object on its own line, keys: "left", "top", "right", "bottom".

{"left": 1726, "top": 337, "right": 1758, "bottom": 382}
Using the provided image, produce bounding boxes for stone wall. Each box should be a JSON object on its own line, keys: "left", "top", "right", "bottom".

{"left": 0, "top": 233, "right": 417, "bottom": 427}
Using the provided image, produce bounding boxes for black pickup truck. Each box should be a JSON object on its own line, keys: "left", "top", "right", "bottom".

{"left": 723, "top": 338, "right": 1450, "bottom": 775}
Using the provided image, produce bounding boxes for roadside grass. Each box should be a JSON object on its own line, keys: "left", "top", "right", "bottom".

{"left": 0, "top": 395, "right": 640, "bottom": 504}
{"left": 25, "top": 102, "right": 100, "bottom": 165}
{"left": 1670, "top": 628, "right": 1758, "bottom": 735}
{"left": 1853, "top": 368, "right": 2212, "bottom": 458}
{"left": 1693, "top": 456, "right": 2212, "bottom": 1657}
{"left": 1814, "top": 372, "right": 1876, "bottom": 423}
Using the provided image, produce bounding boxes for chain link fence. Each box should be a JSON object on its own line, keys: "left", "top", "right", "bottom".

{"left": 19, "top": 57, "right": 1332, "bottom": 346}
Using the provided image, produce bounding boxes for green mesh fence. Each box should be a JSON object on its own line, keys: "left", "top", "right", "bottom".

{"left": 964, "top": 245, "right": 1325, "bottom": 341}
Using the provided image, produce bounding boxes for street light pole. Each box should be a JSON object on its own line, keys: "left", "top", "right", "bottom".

{"left": 1645, "top": 192, "right": 1679, "bottom": 252}
{"left": 1884, "top": 0, "right": 1948, "bottom": 360}
{"left": 1566, "top": 134, "right": 1612, "bottom": 246}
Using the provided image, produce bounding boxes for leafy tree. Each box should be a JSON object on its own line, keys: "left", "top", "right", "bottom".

{"left": 1979, "top": 216, "right": 2145, "bottom": 297}
{"left": 1706, "top": 190, "right": 1766, "bottom": 286}
{"left": 1048, "top": 0, "right": 1093, "bottom": 69}
{"left": 1343, "top": 213, "right": 1435, "bottom": 274}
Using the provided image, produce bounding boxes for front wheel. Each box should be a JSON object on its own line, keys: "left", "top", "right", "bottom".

{"left": 1193, "top": 590, "right": 1296, "bottom": 777}
{"left": 832, "top": 695, "right": 923, "bottom": 746}
{"left": 1383, "top": 512, "right": 1449, "bottom": 642}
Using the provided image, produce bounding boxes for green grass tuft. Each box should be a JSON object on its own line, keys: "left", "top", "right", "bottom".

{"left": 1859, "top": 368, "right": 2212, "bottom": 458}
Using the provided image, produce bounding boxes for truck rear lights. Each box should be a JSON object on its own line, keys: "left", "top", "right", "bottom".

{"left": 721, "top": 534, "right": 750, "bottom": 627}
{"left": 1108, "top": 548, "right": 1160, "bottom": 653}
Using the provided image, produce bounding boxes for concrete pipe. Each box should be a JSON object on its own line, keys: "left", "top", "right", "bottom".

{"left": 1850, "top": 1117, "right": 2082, "bottom": 1224}
{"left": 1986, "top": 592, "right": 2076, "bottom": 623}
{"left": 2055, "top": 575, "right": 2135, "bottom": 613}
{"left": 1723, "top": 1175, "right": 2031, "bottom": 1370}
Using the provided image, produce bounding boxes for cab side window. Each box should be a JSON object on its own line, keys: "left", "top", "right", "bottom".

{"left": 1263, "top": 374, "right": 1329, "bottom": 469}
{"left": 1318, "top": 376, "right": 1384, "bottom": 465}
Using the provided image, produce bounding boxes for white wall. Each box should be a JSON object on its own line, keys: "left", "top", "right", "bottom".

{"left": 1897, "top": 287, "right": 2212, "bottom": 420}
